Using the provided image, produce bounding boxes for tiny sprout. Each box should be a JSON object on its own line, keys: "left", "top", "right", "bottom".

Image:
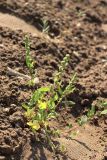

{"left": 41, "top": 19, "right": 50, "bottom": 34}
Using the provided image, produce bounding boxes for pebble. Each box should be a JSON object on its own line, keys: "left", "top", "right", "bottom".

{"left": 0, "top": 156, "right": 6, "bottom": 160}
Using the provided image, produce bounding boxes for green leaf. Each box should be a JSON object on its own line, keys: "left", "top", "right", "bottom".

{"left": 26, "top": 55, "right": 34, "bottom": 69}
{"left": 29, "top": 87, "right": 50, "bottom": 107}
{"left": 48, "top": 112, "right": 57, "bottom": 119}
{"left": 35, "top": 112, "right": 42, "bottom": 121}
{"left": 102, "top": 102, "right": 107, "bottom": 107}
{"left": 29, "top": 90, "right": 41, "bottom": 107}
{"left": 22, "top": 103, "right": 29, "bottom": 110}
{"left": 78, "top": 115, "right": 88, "bottom": 126}
{"left": 27, "top": 78, "right": 35, "bottom": 86}
{"left": 54, "top": 93, "right": 59, "bottom": 101}
{"left": 70, "top": 72, "right": 77, "bottom": 84}
{"left": 100, "top": 109, "right": 107, "bottom": 115}
{"left": 25, "top": 108, "right": 34, "bottom": 118}
{"left": 58, "top": 87, "right": 63, "bottom": 96}
{"left": 48, "top": 98, "right": 55, "bottom": 109}
{"left": 62, "top": 100, "right": 75, "bottom": 106}
{"left": 69, "top": 130, "right": 79, "bottom": 139}
{"left": 38, "top": 87, "right": 50, "bottom": 92}
{"left": 67, "top": 123, "right": 73, "bottom": 129}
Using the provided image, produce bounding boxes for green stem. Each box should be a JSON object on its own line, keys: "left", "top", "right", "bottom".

{"left": 44, "top": 127, "right": 56, "bottom": 153}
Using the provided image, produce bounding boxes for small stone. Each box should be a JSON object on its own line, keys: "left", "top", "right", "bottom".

{"left": 10, "top": 104, "right": 16, "bottom": 107}
{"left": 0, "top": 156, "right": 6, "bottom": 160}
{"left": 3, "top": 108, "right": 10, "bottom": 112}
{"left": 77, "top": 23, "right": 81, "bottom": 27}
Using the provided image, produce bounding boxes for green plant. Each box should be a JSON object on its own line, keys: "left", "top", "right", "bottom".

{"left": 69, "top": 130, "right": 79, "bottom": 139}
{"left": 40, "top": 19, "right": 50, "bottom": 34}
{"left": 101, "top": 109, "right": 107, "bottom": 115}
{"left": 100, "top": 101, "right": 107, "bottom": 115}
{"left": 22, "top": 37, "right": 77, "bottom": 153}
{"left": 78, "top": 101, "right": 107, "bottom": 126}
{"left": 94, "top": 100, "right": 107, "bottom": 116}
{"left": 74, "top": 7, "right": 85, "bottom": 18}
{"left": 23, "top": 54, "right": 76, "bottom": 131}
{"left": 87, "top": 105, "right": 95, "bottom": 118}
{"left": 78, "top": 105, "right": 95, "bottom": 126}
{"left": 24, "top": 36, "right": 38, "bottom": 86}
{"left": 78, "top": 115, "right": 88, "bottom": 126}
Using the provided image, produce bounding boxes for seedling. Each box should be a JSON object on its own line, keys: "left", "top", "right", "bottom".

{"left": 101, "top": 109, "right": 107, "bottom": 115}
{"left": 40, "top": 19, "right": 50, "bottom": 34}
{"left": 74, "top": 8, "right": 86, "bottom": 18}
{"left": 78, "top": 101, "right": 107, "bottom": 126}
{"left": 78, "top": 115, "right": 88, "bottom": 126}
{"left": 69, "top": 130, "right": 79, "bottom": 139}
{"left": 87, "top": 105, "right": 95, "bottom": 119}
{"left": 24, "top": 36, "right": 38, "bottom": 86}
{"left": 23, "top": 36, "right": 77, "bottom": 154}
{"left": 66, "top": 123, "right": 73, "bottom": 129}
{"left": 94, "top": 100, "right": 107, "bottom": 116}
{"left": 100, "top": 101, "right": 107, "bottom": 115}
{"left": 78, "top": 106, "right": 95, "bottom": 126}
{"left": 60, "top": 144, "right": 67, "bottom": 153}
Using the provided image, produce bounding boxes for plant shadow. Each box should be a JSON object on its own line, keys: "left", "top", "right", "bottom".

{"left": 28, "top": 138, "right": 69, "bottom": 160}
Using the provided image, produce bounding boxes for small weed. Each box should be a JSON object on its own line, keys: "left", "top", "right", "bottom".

{"left": 100, "top": 101, "right": 107, "bottom": 115}
{"left": 78, "top": 105, "right": 96, "bottom": 126}
{"left": 52, "top": 129, "right": 61, "bottom": 137}
{"left": 59, "top": 144, "right": 67, "bottom": 153}
{"left": 78, "top": 101, "right": 107, "bottom": 126}
{"left": 22, "top": 36, "right": 77, "bottom": 154}
{"left": 74, "top": 7, "right": 86, "bottom": 18}
{"left": 66, "top": 123, "right": 73, "bottom": 129}
{"left": 101, "top": 109, "right": 107, "bottom": 115}
{"left": 77, "top": 10, "right": 86, "bottom": 17}
{"left": 40, "top": 19, "right": 50, "bottom": 34}
{"left": 87, "top": 105, "right": 95, "bottom": 119}
{"left": 78, "top": 115, "right": 88, "bottom": 126}
{"left": 24, "top": 36, "right": 38, "bottom": 86}
{"left": 69, "top": 130, "right": 79, "bottom": 139}
{"left": 94, "top": 100, "right": 107, "bottom": 116}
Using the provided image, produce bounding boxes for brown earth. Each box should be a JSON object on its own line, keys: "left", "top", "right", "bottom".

{"left": 0, "top": 0, "right": 107, "bottom": 160}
